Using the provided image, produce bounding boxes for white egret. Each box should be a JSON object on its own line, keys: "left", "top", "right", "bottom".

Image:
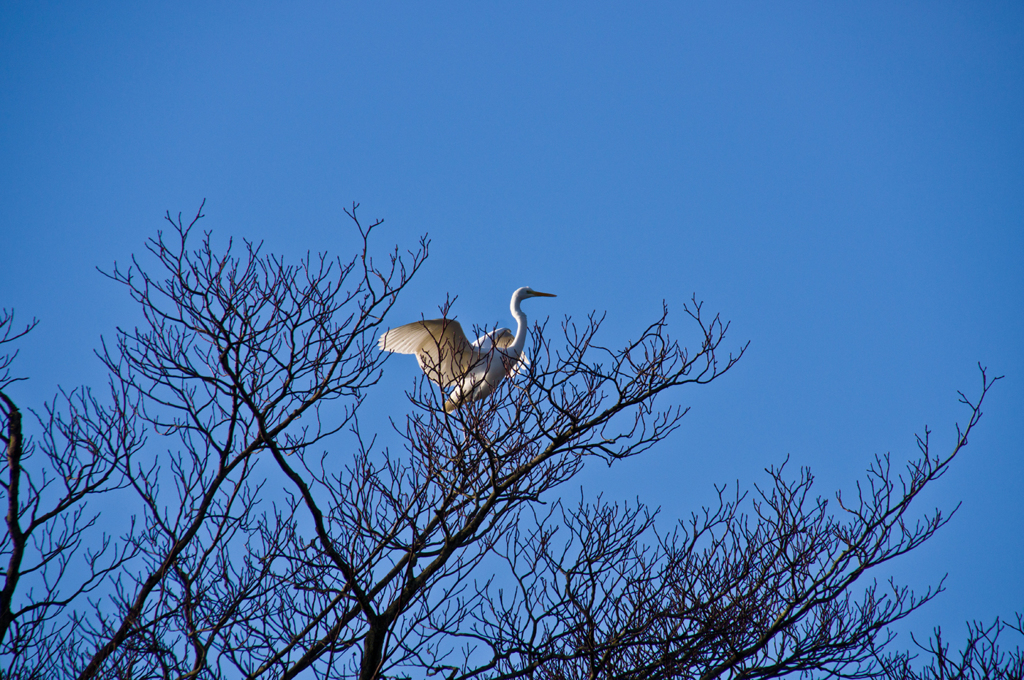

{"left": 378, "top": 287, "right": 556, "bottom": 412}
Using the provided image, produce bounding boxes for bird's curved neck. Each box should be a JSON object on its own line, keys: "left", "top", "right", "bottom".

{"left": 509, "top": 295, "right": 528, "bottom": 355}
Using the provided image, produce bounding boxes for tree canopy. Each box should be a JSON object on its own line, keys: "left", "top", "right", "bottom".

{"left": 1, "top": 206, "right": 1019, "bottom": 679}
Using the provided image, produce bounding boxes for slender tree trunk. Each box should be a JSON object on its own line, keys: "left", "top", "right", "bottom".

{"left": 0, "top": 394, "right": 24, "bottom": 649}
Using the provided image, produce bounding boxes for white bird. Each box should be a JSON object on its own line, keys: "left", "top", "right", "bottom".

{"left": 378, "top": 287, "right": 556, "bottom": 412}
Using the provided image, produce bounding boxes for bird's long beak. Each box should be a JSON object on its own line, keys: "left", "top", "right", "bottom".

{"left": 532, "top": 291, "right": 556, "bottom": 297}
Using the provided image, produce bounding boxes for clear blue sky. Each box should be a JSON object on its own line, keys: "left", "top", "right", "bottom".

{"left": 2, "top": 1, "right": 1021, "bottom": 649}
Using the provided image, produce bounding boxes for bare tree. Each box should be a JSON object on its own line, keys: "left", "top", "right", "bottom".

{"left": 0, "top": 204, "right": 1017, "bottom": 679}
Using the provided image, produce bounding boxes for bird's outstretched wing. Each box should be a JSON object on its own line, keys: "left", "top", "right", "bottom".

{"left": 470, "top": 328, "right": 529, "bottom": 375}
{"left": 378, "top": 319, "right": 478, "bottom": 386}
{"left": 489, "top": 328, "right": 514, "bottom": 348}
{"left": 471, "top": 327, "right": 512, "bottom": 351}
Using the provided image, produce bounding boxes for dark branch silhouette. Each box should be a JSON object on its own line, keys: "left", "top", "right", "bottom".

{"left": 0, "top": 205, "right": 1017, "bottom": 679}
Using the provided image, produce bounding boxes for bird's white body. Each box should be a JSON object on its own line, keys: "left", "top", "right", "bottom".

{"left": 378, "top": 287, "right": 556, "bottom": 411}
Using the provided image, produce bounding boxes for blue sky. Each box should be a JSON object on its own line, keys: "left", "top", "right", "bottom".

{"left": 2, "top": 1, "right": 1021, "bottom": 650}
